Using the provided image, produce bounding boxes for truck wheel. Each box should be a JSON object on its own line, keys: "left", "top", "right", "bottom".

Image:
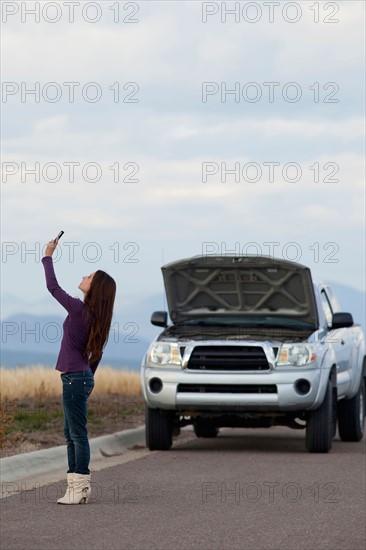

{"left": 193, "top": 419, "right": 219, "bottom": 438}
{"left": 337, "top": 379, "right": 365, "bottom": 442}
{"left": 306, "top": 380, "right": 333, "bottom": 453}
{"left": 145, "top": 407, "right": 173, "bottom": 450}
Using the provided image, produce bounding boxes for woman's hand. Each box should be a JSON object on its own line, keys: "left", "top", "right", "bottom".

{"left": 44, "top": 237, "right": 59, "bottom": 257}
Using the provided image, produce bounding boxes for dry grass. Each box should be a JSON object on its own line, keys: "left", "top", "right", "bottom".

{"left": 0, "top": 400, "right": 17, "bottom": 447}
{"left": 0, "top": 365, "right": 141, "bottom": 400}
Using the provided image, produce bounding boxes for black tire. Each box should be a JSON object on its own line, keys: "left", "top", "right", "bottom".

{"left": 193, "top": 419, "right": 219, "bottom": 438}
{"left": 145, "top": 407, "right": 174, "bottom": 450}
{"left": 337, "top": 379, "right": 365, "bottom": 442}
{"left": 306, "top": 380, "right": 333, "bottom": 453}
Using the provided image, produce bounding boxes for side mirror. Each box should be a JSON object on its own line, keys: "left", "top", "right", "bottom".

{"left": 332, "top": 312, "right": 354, "bottom": 329}
{"left": 151, "top": 311, "right": 168, "bottom": 327}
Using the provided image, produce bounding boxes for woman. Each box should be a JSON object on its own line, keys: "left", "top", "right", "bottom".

{"left": 42, "top": 235, "right": 116, "bottom": 504}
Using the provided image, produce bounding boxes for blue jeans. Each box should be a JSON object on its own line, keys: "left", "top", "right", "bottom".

{"left": 61, "top": 371, "right": 94, "bottom": 475}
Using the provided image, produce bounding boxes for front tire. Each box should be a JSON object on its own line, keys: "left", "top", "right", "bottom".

{"left": 337, "top": 379, "right": 365, "bottom": 442}
{"left": 306, "top": 380, "right": 333, "bottom": 453}
{"left": 145, "top": 407, "right": 174, "bottom": 450}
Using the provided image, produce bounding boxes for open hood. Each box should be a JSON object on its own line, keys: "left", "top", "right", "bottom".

{"left": 161, "top": 255, "right": 319, "bottom": 329}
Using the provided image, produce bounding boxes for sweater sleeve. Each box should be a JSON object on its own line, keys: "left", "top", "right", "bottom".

{"left": 41, "top": 256, "right": 83, "bottom": 314}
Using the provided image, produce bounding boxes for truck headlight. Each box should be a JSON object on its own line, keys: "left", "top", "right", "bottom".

{"left": 147, "top": 342, "right": 182, "bottom": 367}
{"left": 277, "top": 344, "right": 315, "bottom": 367}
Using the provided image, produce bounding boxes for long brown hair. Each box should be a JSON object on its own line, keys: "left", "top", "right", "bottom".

{"left": 82, "top": 270, "right": 116, "bottom": 365}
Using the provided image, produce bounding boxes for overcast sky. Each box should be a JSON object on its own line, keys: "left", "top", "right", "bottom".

{"left": 1, "top": 0, "right": 365, "bottom": 318}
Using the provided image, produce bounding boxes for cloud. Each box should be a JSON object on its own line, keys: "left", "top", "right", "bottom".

{"left": 166, "top": 115, "right": 364, "bottom": 142}
{"left": 2, "top": 1, "right": 363, "bottom": 86}
{"left": 35, "top": 115, "right": 69, "bottom": 132}
{"left": 1, "top": 0, "right": 364, "bottom": 305}
{"left": 3, "top": 111, "right": 364, "bottom": 164}
{"left": 1, "top": 151, "right": 364, "bottom": 243}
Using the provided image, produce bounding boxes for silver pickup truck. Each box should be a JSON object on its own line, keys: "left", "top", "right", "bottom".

{"left": 141, "top": 255, "right": 365, "bottom": 453}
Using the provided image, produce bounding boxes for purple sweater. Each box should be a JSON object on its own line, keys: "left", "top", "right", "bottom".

{"left": 41, "top": 256, "right": 101, "bottom": 374}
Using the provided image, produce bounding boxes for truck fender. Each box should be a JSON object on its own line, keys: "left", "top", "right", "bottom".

{"left": 308, "top": 348, "right": 335, "bottom": 410}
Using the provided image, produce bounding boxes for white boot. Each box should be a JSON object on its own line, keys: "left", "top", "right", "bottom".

{"left": 57, "top": 473, "right": 91, "bottom": 505}
{"left": 57, "top": 473, "right": 75, "bottom": 504}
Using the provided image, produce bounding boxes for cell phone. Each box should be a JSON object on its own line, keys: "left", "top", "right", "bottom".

{"left": 54, "top": 231, "right": 64, "bottom": 242}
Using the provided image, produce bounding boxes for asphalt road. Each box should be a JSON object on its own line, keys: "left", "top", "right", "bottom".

{"left": 1, "top": 427, "right": 365, "bottom": 550}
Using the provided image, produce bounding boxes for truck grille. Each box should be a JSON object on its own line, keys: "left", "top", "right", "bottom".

{"left": 186, "top": 346, "right": 269, "bottom": 371}
{"left": 177, "top": 384, "right": 277, "bottom": 394}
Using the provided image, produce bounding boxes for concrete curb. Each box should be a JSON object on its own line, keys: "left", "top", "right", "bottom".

{"left": 0, "top": 426, "right": 146, "bottom": 484}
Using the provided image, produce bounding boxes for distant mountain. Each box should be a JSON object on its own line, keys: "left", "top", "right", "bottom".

{"left": 0, "top": 293, "right": 54, "bottom": 319}
{"left": 0, "top": 349, "right": 141, "bottom": 372}
{"left": 1, "top": 283, "right": 364, "bottom": 368}
{"left": 0, "top": 312, "right": 151, "bottom": 369}
{"left": 1, "top": 292, "right": 166, "bottom": 339}
{"left": 0, "top": 291, "right": 166, "bottom": 368}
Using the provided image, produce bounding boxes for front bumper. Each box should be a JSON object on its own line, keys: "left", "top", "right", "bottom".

{"left": 141, "top": 365, "right": 324, "bottom": 412}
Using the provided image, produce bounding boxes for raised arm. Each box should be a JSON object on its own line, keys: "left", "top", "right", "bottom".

{"left": 42, "top": 238, "right": 83, "bottom": 314}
